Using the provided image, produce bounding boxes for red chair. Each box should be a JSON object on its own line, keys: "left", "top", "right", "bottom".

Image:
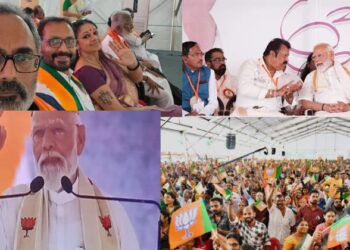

{"left": 270, "top": 237, "right": 282, "bottom": 250}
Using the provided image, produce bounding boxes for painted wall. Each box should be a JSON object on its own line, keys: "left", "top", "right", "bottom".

{"left": 183, "top": 0, "right": 350, "bottom": 75}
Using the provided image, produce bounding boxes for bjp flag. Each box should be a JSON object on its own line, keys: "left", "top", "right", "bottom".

{"left": 169, "top": 199, "right": 214, "bottom": 249}
{"left": 263, "top": 167, "right": 276, "bottom": 181}
{"left": 327, "top": 216, "right": 350, "bottom": 248}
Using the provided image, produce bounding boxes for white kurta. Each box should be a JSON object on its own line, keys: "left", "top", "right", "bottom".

{"left": 299, "top": 64, "right": 350, "bottom": 116}
{"left": 268, "top": 204, "right": 295, "bottom": 245}
{"left": 235, "top": 58, "right": 285, "bottom": 112}
{"left": 0, "top": 178, "right": 139, "bottom": 250}
{"left": 215, "top": 72, "right": 237, "bottom": 114}
{"left": 299, "top": 66, "right": 350, "bottom": 104}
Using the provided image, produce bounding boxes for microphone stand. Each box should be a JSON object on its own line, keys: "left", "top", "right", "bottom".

{"left": 0, "top": 190, "right": 31, "bottom": 199}
{"left": 62, "top": 176, "right": 161, "bottom": 250}
{"left": 0, "top": 176, "right": 44, "bottom": 199}
{"left": 217, "top": 147, "right": 268, "bottom": 167}
{"left": 73, "top": 191, "right": 162, "bottom": 250}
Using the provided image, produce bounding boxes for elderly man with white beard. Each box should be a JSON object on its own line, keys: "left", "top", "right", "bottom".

{"left": 299, "top": 43, "right": 350, "bottom": 116}
{"left": 0, "top": 112, "right": 139, "bottom": 250}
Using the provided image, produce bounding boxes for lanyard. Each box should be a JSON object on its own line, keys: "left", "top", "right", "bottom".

{"left": 184, "top": 69, "right": 200, "bottom": 98}
{"left": 217, "top": 74, "right": 226, "bottom": 93}
{"left": 261, "top": 64, "right": 279, "bottom": 88}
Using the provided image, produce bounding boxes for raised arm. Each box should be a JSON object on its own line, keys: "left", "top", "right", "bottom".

{"left": 227, "top": 197, "right": 237, "bottom": 222}
{"left": 108, "top": 41, "right": 143, "bottom": 83}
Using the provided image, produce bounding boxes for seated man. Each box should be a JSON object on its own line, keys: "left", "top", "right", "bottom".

{"left": 106, "top": 11, "right": 160, "bottom": 70}
{"left": 0, "top": 112, "right": 139, "bottom": 250}
{"left": 102, "top": 11, "right": 175, "bottom": 109}
{"left": 182, "top": 41, "right": 218, "bottom": 116}
{"left": 205, "top": 48, "right": 237, "bottom": 115}
{"left": 37, "top": 17, "right": 95, "bottom": 111}
{"left": 233, "top": 38, "right": 302, "bottom": 116}
{"left": 0, "top": 4, "right": 63, "bottom": 110}
{"left": 299, "top": 43, "right": 350, "bottom": 116}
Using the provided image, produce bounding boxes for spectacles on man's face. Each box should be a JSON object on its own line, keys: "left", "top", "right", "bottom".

{"left": 211, "top": 57, "right": 227, "bottom": 63}
{"left": 188, "top": 52, "right": 204, "bottom": 58}
{"left": 0, "top": 53, "right": 41, "bottom": 73}
{"left": 47, "top": 37, "right": 77, "bottom": 48}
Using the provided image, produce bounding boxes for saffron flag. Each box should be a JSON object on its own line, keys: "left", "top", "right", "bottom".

{"left": 263, "top": 167, "right": 276, "bottom": 181}
{"left": 169, "top": 199, "right": 214, "bottom": 249}
{"left": 327, "top": 216, "right": 350, "bottom": 248}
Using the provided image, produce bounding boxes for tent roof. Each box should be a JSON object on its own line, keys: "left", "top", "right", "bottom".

{"left": 161, "top": 117, "right": 350, "bottom": 151}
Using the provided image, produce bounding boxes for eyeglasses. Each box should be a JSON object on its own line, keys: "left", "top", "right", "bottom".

{"left": 47, "top": 37, "right": 77, "bottom": 48}
{"left": 0, "top": 53, "right": 41, "bottom": 73}
{"left": 188, "top": 52, "right": 204, "bottom": 58}
{"left": 211, "top": 57, "right": 227, "bottom": 63}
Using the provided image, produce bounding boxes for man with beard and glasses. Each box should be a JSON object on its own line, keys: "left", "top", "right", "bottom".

{"left": 299, "top": 43, "right": 350, "bottom": 116}
{"left": 182, "top": 41, "right": 218, "bottom": 116}
{"left": 266, "top": 190, "right": 295, "bottom": 245}
{"left": 0, "top": 112, "right": 139, "bottom": 250}
{"left": 205, "top": 48, "right": 237, "bottom": 115}
{"left": 0, "top": 4, "right": 64, "bottom": 110}
{"left": 37, "top": 17, "right": 95, "bottom": 110}
{"left": 227, "top": 205, "right": 271, "bottom": 250}
{"left": 296, "top": 189, "right": 324, "bottom": 235}
{"left": 233, "top": 38, "right": 302, "bottom": 116}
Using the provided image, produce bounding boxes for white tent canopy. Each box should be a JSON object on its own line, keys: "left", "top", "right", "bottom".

{"left": 161, "top": 117, "right": 350, "bottom": 161}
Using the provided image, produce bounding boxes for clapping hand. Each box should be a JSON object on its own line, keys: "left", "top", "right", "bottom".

{"left": 281, "top": 81, "right": 303, "bottom": 96}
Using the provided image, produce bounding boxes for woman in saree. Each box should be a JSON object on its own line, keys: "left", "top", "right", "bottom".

{"left": 72, "top": 19, "right": 181, "bottom": 115}
{"left": 283, "top": 219, "right": 321, "bottom": 250}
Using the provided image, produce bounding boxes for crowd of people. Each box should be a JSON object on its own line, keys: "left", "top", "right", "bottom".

{"left": 182, "top": 38, "right": 350, "bottom": 117}
{"left": 0, "top": 2, "right": 181, "bottom": 115}
{"left": 161, "top": 158, "right": 350, "bottom": 249}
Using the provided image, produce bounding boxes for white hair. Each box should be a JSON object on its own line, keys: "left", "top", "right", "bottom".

{"left": 314, "top": 43, "right": 334, "bottom": 53}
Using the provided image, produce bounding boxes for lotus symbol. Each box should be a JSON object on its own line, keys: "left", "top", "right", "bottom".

{"left": 335, "top": 226, "right": 348, "bottom": 242}
{"left": 175, "top": 207, "right": 198, "bottom": 240}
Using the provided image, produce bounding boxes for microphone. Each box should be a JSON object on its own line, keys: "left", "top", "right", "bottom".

{"left": 61, "top": 176, "right": 160, "bottom": 209}
{"left": 61, "top": 176, "right": 162, "bottom": 250}
{"left": 0, "top": 176, "right": 44, "bottom": 199}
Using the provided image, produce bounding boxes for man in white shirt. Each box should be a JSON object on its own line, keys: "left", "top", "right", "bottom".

{"left": 0, "top": 112, "right": 139, "bottom": 250}
{"left": 205, "top": 48, "right": 238, "bottom": 115}
{"left": 299, "top": 43, "right": 350, "bottom": 116}
{"left": 267, "top": 189, "right": 295, "bottom": 245}
{"left": 233, "top": 38, "right": 302, "bottom": 116}
{"left": 182, "top": 41, "right": 218, "bottom": 116}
